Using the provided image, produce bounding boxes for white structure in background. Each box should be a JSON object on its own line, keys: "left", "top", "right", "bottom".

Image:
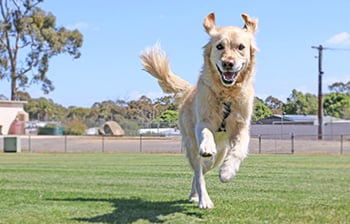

{"left": 139, "top": 128, "right": 181, "bottom": 136}
{"left": 0, "top": 101, "right": 28, "bottom": 135}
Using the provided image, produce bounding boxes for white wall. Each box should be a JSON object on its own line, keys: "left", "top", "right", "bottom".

{"left": 251, "top": 123, "right": 350, "bottom": 140}
{"left": 0, "top": 101, "right": 28, "bottom": 135}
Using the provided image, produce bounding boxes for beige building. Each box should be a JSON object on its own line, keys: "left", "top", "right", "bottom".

{"left": 0, "top": 101, "right": 28, "bottom": 135}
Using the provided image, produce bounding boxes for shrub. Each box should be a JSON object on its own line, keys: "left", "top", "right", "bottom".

{"left": 118, "top": 119, "right": 140, "bottom": 136}
{"left": 64, "top": 119, "right": 87, "bottom": 135}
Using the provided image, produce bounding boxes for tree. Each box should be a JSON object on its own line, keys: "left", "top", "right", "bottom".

{"left": 154, "top": 95, "right": 177, "bottom": 111}
{"left": 89, "top": 100, "right": 119, "bottom": 122}
{"left": 126, "top": 95, "right": 153, "bottom": 125}
{"left": 328, "top": 81, "right": 350, "bottom": 94}
{"left": 15, "top": 90, "right": 30, "bottom": 100}
{"left": 323, "top": 92, "right": 350, "bottom": 119}
{"left": 284, "top": 89, "right": 317, "bottom": 115}
{"left": 66, "top": 106, "right": 90, "bottom": 120}
{"left": 252, "top": 97, "right": 272, "bottom": 122}
{"left": 24, "top": 97, "right": 65, "bottom": 121}
{"left": 264, "top": 95, "right": 283, "bottom": 114}
{"left": 154, "top": 110, "right": 179, "bottom": 127}
{"left": 0, "top": 0, "right": 83, "bottom": 100}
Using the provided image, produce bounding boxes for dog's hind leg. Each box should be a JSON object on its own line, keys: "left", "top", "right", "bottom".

{"left": 189, "top": 176, "right": 198, "bottom": 202}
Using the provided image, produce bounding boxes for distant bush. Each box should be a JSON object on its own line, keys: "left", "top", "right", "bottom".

{"left": 64, "top": 119, "right": 87, "bottom": 135}
{"left": 44, "top": 122, "right": 61, "bottom": 128}
{"left": 118, "top": 119, "right": 140, "bottom": 136}
{"left": 140, "top": 131, "right": 165, "bottom": 137}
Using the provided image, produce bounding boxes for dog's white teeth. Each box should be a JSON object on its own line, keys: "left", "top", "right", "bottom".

{"left": 222, "top": 72, "right": 237, "bottom": 81}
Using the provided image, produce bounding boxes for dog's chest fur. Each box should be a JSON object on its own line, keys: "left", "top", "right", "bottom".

{"left": 217, "top": 101, "right": 231, "bottom": 132}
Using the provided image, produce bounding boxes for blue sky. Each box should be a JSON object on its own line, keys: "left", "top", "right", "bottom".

{"left": 1, "top": 0, "right": 350, "bottom": 107}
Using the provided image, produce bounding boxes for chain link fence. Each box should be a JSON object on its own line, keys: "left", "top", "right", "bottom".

{"left": 249, "top": 134, "right": 350, "bottom": 154}
{"left": 1, "top": 134, "right": 349, "bottom": 154}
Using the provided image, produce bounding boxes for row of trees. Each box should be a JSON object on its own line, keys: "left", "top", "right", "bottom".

{"left": 254, "top": 82, "right": 350, "bottom": 121}
{"left": 17, "top": 81, "right": 350, "bottom": 135}
{"left": 22, "top": 95, "right": 178, "bottom": 135}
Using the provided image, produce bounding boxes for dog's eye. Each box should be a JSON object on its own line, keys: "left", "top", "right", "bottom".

{"left": 216, "top": 44, "right": 224, "bottom": 50}
{"left": 238, "top": 44, "right": 245, "bottom": 50}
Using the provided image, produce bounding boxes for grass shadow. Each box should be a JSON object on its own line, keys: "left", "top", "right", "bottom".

{"left": 49, "top": 197, "right": 203, "bottom": 223}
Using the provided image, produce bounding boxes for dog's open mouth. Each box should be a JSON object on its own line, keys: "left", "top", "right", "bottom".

{"left": 216, "top": 65, "right": 240, "bottom": 86}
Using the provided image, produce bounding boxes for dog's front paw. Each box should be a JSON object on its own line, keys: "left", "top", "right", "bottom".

{"left": 199, "top": 138, "right": 216, "bottom": 157}
{"left": 219, "top": 157, "right": 241, "bottom": 183}
{"left": 199, "top": 197, "right": 214, "bottom": 209}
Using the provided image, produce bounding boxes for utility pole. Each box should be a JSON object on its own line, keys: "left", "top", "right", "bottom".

{"left": 311, "top": 45, "right": 324, "bottom": 140}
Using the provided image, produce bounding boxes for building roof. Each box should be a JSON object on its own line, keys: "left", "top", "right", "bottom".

{"left": 0, "top": 100, "right": 27, "bottom": 107}
{"left": 256, "top": 114, "right": 350, "bottom": 125}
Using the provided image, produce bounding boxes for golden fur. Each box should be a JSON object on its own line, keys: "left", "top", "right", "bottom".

{"left": 140, "top": 13, "right": 258, "bottom": 209}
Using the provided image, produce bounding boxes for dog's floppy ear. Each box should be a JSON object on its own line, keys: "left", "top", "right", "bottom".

{"left": 241, "top": 13, "right": 258, "bottom": 34}
{"left": 203, "top": 13, "right": 217, "bottom": 36}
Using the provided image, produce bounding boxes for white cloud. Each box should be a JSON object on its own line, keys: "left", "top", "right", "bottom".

{"left": 326, "top": 32, "right": 350, "bottom": 46}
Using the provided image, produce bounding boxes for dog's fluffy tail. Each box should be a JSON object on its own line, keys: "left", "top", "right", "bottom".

{"left": 140, "top": 44, "right": 192, "bottom": 103}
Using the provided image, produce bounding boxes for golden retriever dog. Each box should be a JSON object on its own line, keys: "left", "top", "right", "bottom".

{"left": 140, "top": 13, "right": 258, "bottom": 209}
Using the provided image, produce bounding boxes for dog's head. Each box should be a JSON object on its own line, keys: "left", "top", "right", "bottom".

{"left": 203, "top": 13, "right": 258, "bottom": 87}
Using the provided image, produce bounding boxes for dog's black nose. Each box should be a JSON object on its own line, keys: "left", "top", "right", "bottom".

{"left": 222, "top": 59, "right": 234, "bottom": 69}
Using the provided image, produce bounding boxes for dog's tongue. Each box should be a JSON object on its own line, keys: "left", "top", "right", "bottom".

{"left": 223, "top": 72, "right": 236, "bottom": 81}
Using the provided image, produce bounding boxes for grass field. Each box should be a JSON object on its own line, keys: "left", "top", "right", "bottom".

{"left": 0, "top": 153, "right": 349, "bottom": 224}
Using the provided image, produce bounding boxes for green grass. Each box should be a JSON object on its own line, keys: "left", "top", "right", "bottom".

{"left": 0, "top": 153, "right": 350, "bottom": 224}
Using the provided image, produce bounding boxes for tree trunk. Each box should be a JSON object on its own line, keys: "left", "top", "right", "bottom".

{"left": 10, "top": 70, "right": 16, "bottom": 101}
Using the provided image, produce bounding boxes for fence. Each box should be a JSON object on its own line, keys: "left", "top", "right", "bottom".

{"left": 0, "top": 135, "right": 183, "bottom": 153}
{"left": 0, "top": 134, "right": 349, "bottom": 154}
{"left": 249, "top": 134, "right": 350, "bottom": 154}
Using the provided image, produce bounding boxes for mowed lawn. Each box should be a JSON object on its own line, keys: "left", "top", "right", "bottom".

{"left": 0, "top": 153, "right": 349, "bottom": 224}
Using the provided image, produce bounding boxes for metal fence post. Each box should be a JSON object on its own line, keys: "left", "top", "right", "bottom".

{"left": 291, "top": 132, "right": 295, "bottom": 154}
{"left": 29, "top": 134, "right": 32, "bottom": 153}
{"left": 64, "top": 135, "right": 67, "bottom": 153}
{"left": 340, "top": 135, "right": 344, "bottom": 155}
{"left": 258, "top": 134, "right": 262, "bottom": 154}
{"left": 139, "top": 134, "right": 142, "bottom": 152}
{"left": 102, "top": 135, "right": 105, "bottom": 152}
{"left": 181, "top": 140, "right": 183, "bottom": 153}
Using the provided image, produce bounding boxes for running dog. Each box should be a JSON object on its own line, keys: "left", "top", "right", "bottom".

{"left": 140, "top": 13, "right": 258, "bottom": 209}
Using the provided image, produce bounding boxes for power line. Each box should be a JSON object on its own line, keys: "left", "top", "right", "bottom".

{"left": 322, "top": 47, "right": 350, "bottom": 51}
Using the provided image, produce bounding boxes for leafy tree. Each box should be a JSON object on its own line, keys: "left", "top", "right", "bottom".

{"left": 323, "top": 92, "right": 350, "bottom": 119}
{"left": 66, "top": 106, "right": 90, "bottom": 120}
{"left": 328, "top": 81, "right": 350, "bottom": 94}
{"left": 89, "top": 100, "right": 120, "bottom": 123}
{"left": 264, "top": 95, "right": 283, "bottom": 114}
{"left": 154, "top": 110, "right": 179, "bottom": 127}
{"left": 24, "top": 97, "right": 65, "bottom": 120}
{"left": 115, "top": 99, "right": 127, "bottom": 108}
{"left": 127, "top": 95, "right": 153, "bottom": 125}
{"left": 0, "top": 0, "right": 83, "bottom": 100}
{"left": 284, "top": 89, "right": 317, "bottom": 115}
{"left": 252, "top": 97, "right": 272, "bottom": 122}
{"left": 154, "top": 95, "right": 177, "bottom": 111}
{"left": 15, "top": 90, "right": 30, "bottom": 100}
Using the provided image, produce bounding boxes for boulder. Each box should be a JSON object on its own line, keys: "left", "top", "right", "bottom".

{"left": 98, "top": 121, "right": 125, "bottom": 136}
